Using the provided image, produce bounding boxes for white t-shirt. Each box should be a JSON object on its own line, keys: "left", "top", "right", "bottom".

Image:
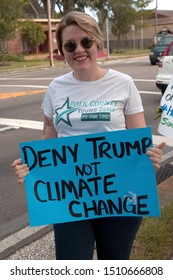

{"left": 41, "top": 69, "right": 143, "bottom": 138}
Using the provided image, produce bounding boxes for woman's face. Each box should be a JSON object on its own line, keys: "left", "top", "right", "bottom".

{"left": 61, "top": 24, "right": 99, "bottom": 80}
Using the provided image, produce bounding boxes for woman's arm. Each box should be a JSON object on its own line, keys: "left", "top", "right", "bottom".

{"left": 42, "top": 115, "right": 57, "bottom": 139}
{"left": 125, "top": 112, "right": 146, "bottom": 129}
{"left": 11, "top": 115, "right": 57, "bottom": 184}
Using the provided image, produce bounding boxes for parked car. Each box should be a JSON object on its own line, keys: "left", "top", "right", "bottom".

{"left": 149, "top": 34, "right": 173, "bottom": 65}
{"left": 156, "top": 41, "right": 173, "bottom": 94}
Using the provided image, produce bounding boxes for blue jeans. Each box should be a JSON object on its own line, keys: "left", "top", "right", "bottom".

{"left": 53, "top": 216, "right": 142, "bottom": 260}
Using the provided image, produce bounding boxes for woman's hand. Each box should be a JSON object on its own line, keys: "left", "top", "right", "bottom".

{"left": 11, "top": 158, "right": 29, "bottom": 184}
{"left": 146, "top": 142, "right": 165, "bottom": 169}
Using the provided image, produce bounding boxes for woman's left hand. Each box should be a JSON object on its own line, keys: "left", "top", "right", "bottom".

{"left": 146, "top": 142, "right": 166, "bottom": 169}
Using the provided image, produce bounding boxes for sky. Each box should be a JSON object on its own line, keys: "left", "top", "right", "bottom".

{"left": 147, "top": 0, "right": 173, "bottom": 10}
{"left": 86, "top": 0, "right": 173, "bottom": 20}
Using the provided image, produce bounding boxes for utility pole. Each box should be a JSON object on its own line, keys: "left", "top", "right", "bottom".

{"left": 47, "top": 0, "right": 54, "bottom": 67}
{"left": 155, "top": 0, "right": 158, "bottom": 43}
{"left": 106, "top": 18, "right": 110, "bottom": 58}
{"left": 141, "top": 14, "right": 144, "bottom": 49}
{"left": 131, "top": 24, "right": 135, "bottom": 53}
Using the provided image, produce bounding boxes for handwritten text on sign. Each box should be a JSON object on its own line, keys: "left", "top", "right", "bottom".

{"left": 158, "top": 75, "right": 173, "bottom": 139}
{"left": 20, "top": 127, "right": 160, "bottom": 227}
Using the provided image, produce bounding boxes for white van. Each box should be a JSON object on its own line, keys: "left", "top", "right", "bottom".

{"left": 156, "top": 41, "right": 173, "bottom": 94}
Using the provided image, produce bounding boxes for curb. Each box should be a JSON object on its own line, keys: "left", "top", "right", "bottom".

{"left": 0, "top": 225, "right": 52, "bottom": 260}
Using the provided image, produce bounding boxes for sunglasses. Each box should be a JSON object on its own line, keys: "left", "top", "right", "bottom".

{"left": 63, "top": 37, "right": 95, "bottom": 53}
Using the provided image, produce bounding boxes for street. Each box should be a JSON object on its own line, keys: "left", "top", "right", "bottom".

{"left": 0, "top": 56, "right": 172, "bottom": 242}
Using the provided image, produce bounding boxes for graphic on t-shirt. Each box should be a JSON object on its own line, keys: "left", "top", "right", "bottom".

{"left": 55, "top": 97, "right": 120, "bottom": 127}
{"left": 55, "top": 97, "right": 77, "bottom": 127}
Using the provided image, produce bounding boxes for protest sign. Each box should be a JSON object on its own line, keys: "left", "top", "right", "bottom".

{"left": 20, "top": 127, "right": 160, "bottom": 227}
{"left": 158, "top": 76, "right": 173, "bottom": 139}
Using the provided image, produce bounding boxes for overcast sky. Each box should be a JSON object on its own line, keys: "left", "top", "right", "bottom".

{"left": 86, "top": 1, "right": 173, "bottom": 20}
{"left": 148, "top": 0, "right": 173, "bottom": 10}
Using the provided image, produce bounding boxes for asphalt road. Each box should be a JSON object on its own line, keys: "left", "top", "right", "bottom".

{"left": 0, "top": 56, "right": 172, "bottom": 242}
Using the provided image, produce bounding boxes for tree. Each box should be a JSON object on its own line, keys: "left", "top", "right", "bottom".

{"left": 96, "top": 0, "right": 153, "bottom": 51}
{"left": 134, "top": 0, "right": 153, "bottom": 31}
{"left": 35, "top": 0, "right": 153, "bottom": 18}
{"left": 21, "top": 20, "right": 46, "bottom": 53}
{"left": 0, "top": 0, "right": 27, "bottom": 63}
{"left": 106, "top": 0, "right": 136, "bottom": 51}
{"left": 37, "top": 0, "right": 103, "bottom": 16}
{"left": 31, "top": 0, "right": 154, "bottom": 52}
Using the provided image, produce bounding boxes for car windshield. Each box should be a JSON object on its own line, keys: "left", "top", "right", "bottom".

{"left": 158, "top": 36, "right": 173, "bottom": 46}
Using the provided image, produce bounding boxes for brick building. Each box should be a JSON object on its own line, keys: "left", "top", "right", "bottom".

{"left": 6, "top": 9, "right": 173, "bottom": 54}
{"left": 6, "top": 1, "right": 60, "bottom": 55}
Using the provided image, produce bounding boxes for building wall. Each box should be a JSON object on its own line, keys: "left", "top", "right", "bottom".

{"left": 7, "top": 19, "right": 60, "bottom": 55}
{"left": 6, "top": 10, "right": 173, "bottom": 54}
{"left": 7, "top": 33, "right": 24, "bottom": 54}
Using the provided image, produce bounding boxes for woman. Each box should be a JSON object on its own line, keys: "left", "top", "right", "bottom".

{"left": 12, "top": 11, "right": 165, "bottom": 260}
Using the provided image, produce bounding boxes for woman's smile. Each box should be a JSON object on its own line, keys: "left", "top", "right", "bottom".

{"left": 74, "top": 54, "right": 89, "bottom": 62}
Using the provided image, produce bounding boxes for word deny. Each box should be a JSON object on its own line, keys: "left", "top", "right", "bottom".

{"left": 21, "top": 136, "right": 152, "bottom": 170}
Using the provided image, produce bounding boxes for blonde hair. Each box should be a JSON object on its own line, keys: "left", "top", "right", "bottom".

{"left": 56, "top": 11, "right": 103, "bottom": 56}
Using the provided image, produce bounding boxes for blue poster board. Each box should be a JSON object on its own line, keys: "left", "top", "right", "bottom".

{"left": 20, "top": 127, "right": 160, "bottom": 227}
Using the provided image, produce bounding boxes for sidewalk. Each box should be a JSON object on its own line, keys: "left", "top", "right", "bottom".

{"left": 1, "top": 173, "right": 172, "bottom": 260}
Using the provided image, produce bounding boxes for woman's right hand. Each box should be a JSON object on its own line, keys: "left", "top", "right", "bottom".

{"left": 11, "top": 158, "right": 29, "bottom": 184}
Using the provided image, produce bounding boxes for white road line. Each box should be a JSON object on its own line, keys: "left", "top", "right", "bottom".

{"left": 0, "top": 126, "right": 20, "bottom": 132}
{"left": 0, "top": 118, "right": 43, "bottom": 130}
{"left": 0, "top": 118, "right": 172, "bottom": 147}
{"left": 0, "top": 78, "right": 53, "bottom": 80}
{"left": 133, "top": 79, "right": 155, "bottom": 82}
{"left": 139, "top": 91, "right": 160, "bottom": 95}
{"left": 0, "top": 85, "right": 47, "bottom": 89}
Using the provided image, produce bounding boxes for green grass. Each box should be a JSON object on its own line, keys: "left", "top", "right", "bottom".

{"left": 0, "top": 59, "right": 66, "bottom": 72}
{"left": 131, "top": 201, "right": 173, "bottom": 259}
{"left": 0, "top": 49, "right": 149, "bottom": 72}
{"left": 112, "top": 49, "right": 149, "bottom": 55}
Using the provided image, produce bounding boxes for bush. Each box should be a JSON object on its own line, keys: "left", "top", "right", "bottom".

{"left": 0, "top": 53, "right": 25, "bottom": 62}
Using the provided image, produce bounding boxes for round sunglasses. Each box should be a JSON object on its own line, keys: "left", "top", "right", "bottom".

{"left": 63, "top": 37, "right": 95, "bottom": 53}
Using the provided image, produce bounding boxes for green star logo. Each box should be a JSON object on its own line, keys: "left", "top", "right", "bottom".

{"left": 55, "top": 97, "right": 77, "bottom": 127}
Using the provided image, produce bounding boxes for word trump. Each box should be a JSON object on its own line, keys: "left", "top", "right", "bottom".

{"left": 22, "top": 136, "right": 152, "bottom": 170}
